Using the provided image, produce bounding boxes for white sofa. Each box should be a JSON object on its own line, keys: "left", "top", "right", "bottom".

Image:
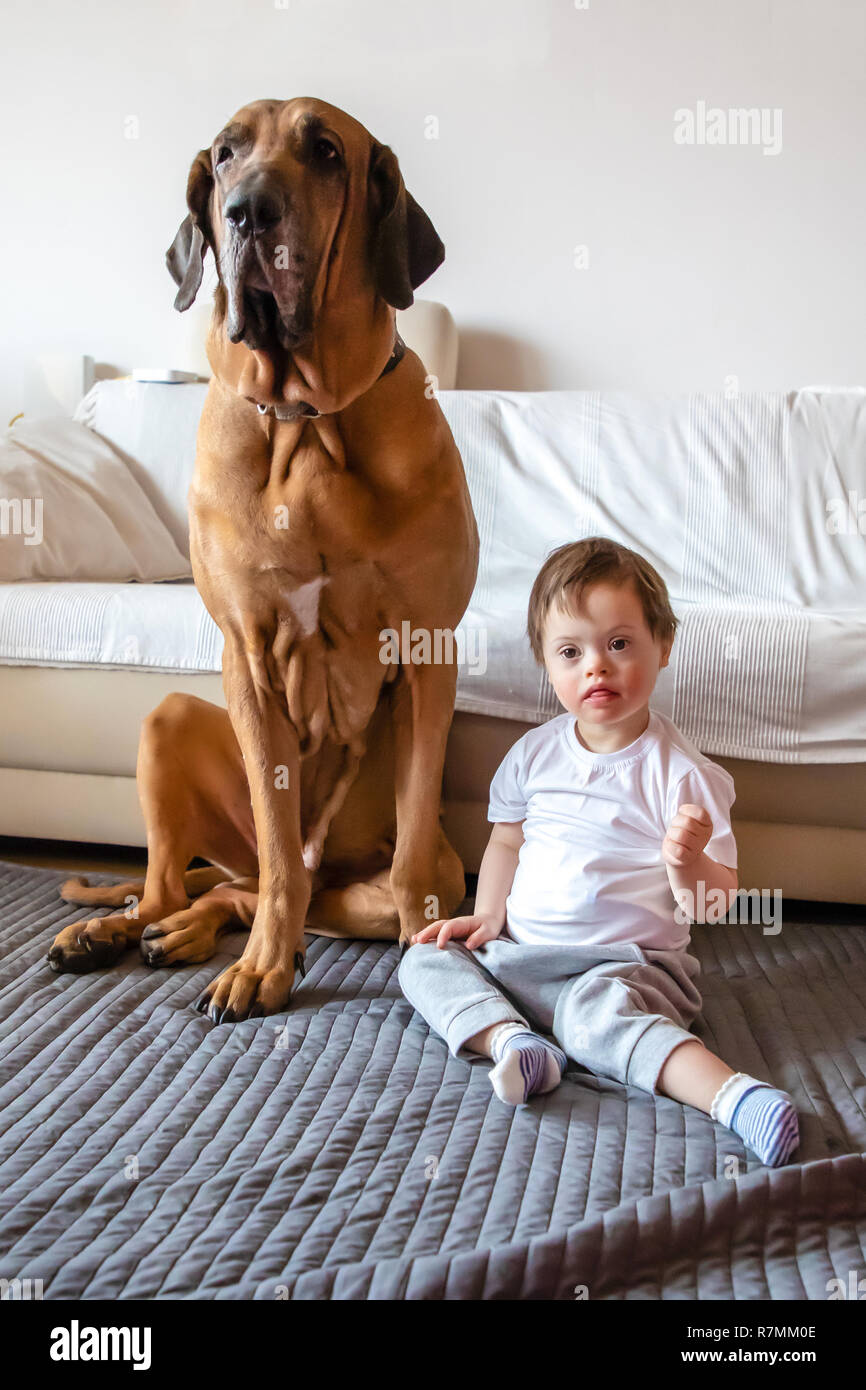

{"left": 1, "top": 305, "right": 864, "bottom": 903}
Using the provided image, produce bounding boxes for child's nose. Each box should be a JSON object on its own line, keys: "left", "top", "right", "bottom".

{"left": 584, "top": 651, "right": 608, "bottom": 676}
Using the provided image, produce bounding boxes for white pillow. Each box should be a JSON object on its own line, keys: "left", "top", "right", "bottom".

{"left": 0, "top": 417, "right": 192, "bottom": 582}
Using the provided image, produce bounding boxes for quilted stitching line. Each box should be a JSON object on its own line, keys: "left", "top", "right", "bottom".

{"left": 147, "top": 1009, "right": 348, "bottom": 1296}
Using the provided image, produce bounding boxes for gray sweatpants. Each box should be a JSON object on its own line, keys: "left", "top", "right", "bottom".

{"left": 397, "top": 928, "right": 704, "bottom": 1095}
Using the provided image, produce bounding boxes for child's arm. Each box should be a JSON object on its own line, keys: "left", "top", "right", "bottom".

{"left": 474, "top": 820, "right": 525, "bottom": 929}
{"left": 663, "top": 803, "right": 738, "bottom": 924}
{"left": 410, "top": 820, "right": 525, "bottom": 949}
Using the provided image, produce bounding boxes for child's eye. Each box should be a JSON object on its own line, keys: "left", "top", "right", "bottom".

{"left": 561, "top": 647, "right": 578, "bottom": 659}
{"left": 610, "top": 638, "right": 629, "bottom": 651}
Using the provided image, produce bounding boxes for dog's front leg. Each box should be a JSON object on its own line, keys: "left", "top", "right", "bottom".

{"left": 390, "top": 657, "right": 459, "bottom": 946}
{"left": 195, "top": 639, "right": 309, "bottom": 1023}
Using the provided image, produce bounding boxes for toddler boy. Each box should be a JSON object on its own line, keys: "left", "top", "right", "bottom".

{"left": 398, "top": 537, "right": 799, "bottom": 1167}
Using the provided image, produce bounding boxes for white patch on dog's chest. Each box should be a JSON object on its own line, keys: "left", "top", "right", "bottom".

{"left": 285, "top": 574, "right": 330, "bottom": 636}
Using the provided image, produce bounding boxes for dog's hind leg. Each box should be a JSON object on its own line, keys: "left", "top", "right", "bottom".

{"left": 59, "top": 865, "right": 232, "bottom": 908}
{"left": 48, "top": 693, "right": 257, "bottom": 975}
{"left": 305, "top": 866, "right": 400, "bottom": 940}
{"left": 305, "top": 826, "right": 467, "bottom": 942}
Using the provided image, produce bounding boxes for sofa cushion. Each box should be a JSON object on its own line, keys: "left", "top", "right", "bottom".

{"left": 0, "top": 417, "right": 191, "bottom": 582}
{"left": 74, "top": 381, "right": 208, "bottom": 560}
{"left": 0, "top": 579, "right": 218, "bottom": 670}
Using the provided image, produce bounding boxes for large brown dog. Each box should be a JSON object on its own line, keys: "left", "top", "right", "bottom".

{"left": 47, "top": 97, "right": 479, "bottom": 1021}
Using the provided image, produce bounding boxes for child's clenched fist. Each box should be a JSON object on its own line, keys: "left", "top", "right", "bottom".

{"left": 662, "top": 803, "right": 713, "bottom": 867}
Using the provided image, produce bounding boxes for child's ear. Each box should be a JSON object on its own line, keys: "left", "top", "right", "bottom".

{"left": 660, "top": 639, "right": 673, "bottom": 669}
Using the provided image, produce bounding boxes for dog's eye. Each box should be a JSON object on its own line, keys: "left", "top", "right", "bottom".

{"left": 313, "top": 137, "right": 340, "bottom": 163}
{"left": 216, "top": 145, "right": 234, "bottom": 167}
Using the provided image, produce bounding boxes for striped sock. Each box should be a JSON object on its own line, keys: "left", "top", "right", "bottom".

{"left": 711, "top": 1072, "right": 800, "bottom": 1167}
{"left": 488, "top": 1023, "right": 567, "bottom": 1106}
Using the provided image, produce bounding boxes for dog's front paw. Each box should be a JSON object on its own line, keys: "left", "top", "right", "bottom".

{"left": 194, "top": 948, "right": 305, "bottom": 1023}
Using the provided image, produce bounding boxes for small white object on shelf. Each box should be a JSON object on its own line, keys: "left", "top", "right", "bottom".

{"left": 132, "top": 368, "right": 204, "bottom": 384}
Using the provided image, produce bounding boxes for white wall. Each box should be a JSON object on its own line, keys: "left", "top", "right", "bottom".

{"left": 3, "top": 0, "right": 864, "bottom": 424}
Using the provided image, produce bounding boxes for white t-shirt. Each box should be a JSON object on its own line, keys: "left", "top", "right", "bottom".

{"left": 487, "top": 708, "right": 737, "bottom": 952}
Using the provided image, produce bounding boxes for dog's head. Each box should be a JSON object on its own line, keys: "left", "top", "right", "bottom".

{"left": 166, "top": 98, "right": 444, "bottom": 413}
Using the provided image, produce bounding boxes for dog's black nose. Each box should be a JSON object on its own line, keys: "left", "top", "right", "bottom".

{"left": 224, "top": 180, "right": 284, "bottom": 237}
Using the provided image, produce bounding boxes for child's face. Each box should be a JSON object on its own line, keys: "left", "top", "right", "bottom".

{"left": 541, "top": 581, "right": 672, "bottom": 731}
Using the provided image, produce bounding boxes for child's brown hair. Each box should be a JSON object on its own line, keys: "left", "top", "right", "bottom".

{"left": 526, "top": 537, "right": 678, "bottom": 665}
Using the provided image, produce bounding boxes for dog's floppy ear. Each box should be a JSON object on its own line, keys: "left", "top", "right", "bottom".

{"left": 166, "top": 149, "right": 214, "bottom": 312}
{"left": 367, "top": 142, "right": 444, "bottom": 310}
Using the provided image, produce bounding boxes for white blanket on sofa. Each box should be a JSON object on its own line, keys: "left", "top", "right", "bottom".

{"left": 0, "top": 385, "right": 863, "bottom": 764}
{"left": 442, "top": 388, "right": 866, "bottom": 763}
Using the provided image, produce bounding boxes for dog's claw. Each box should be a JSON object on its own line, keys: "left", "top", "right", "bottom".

{"left": 194, "top": 993, "right": 209, "bottom": 1014}
{"left": 294, "top": 950, "right": 306, "bottom": 979}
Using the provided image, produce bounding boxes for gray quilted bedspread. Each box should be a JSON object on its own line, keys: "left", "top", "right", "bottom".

{"left": 1, "top": 859, "right": 865, "bottom": 1300}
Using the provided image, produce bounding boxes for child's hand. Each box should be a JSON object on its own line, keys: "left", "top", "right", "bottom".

{"left": 662, "top": 803, "right": 713, "bottom": 867}
{"left": 410, "top": 913, "right": 503, "bottom": 950}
